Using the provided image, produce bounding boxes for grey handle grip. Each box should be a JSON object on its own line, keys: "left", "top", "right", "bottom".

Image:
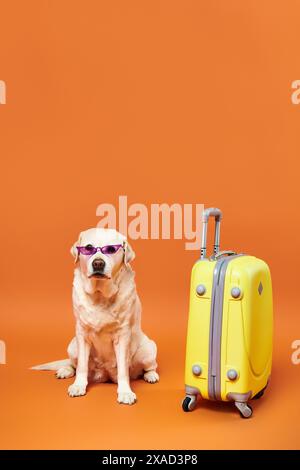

{"left": 202, "top": 207, "right": 222, "bottom": 223}
{"left": 200, "top": 207, "right": 223, "bottom": 259}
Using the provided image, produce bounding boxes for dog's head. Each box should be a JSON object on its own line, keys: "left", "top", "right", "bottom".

{"left": 70, "top": 228, "right": 135, "bottom": 280}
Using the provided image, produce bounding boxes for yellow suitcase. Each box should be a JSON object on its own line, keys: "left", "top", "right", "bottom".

{"left": 182, "top": 208, "right": 273, "bottom": 418}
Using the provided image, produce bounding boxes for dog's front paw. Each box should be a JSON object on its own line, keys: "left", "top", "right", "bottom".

{"left": 68, "top": 382, "right": 87, "bottom": 397}
{"left": 117, "top": 391, "right": 137, "bottom": 405}
{"left": 144, "top": 370, "right": 159, "bottom": 383}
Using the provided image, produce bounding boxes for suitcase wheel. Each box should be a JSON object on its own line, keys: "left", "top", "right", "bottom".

{"left": 182, "top": 395, "right": 197, "bottom": 412}
{"left": 253, "top": 388, "right": 265, "bottom": 400}
{"left": 235, "top": 401, "right": 253, "bottom": 419}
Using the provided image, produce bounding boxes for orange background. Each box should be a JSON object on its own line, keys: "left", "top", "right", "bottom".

{"left": 0, "top": 0, "right": 300, "bottom": 449}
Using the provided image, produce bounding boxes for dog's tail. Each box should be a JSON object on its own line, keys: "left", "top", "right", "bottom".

{"left": 30, "top": 358, "right": 71, "bottom": 371}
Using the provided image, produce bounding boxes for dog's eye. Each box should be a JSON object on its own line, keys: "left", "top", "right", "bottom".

{"left": 102, "top": 245, "right": 118, "bottom": 255}
{"left": 84, "top": 244, "right": 94, "bottom": 252}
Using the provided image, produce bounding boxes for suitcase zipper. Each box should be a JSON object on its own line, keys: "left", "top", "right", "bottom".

{"left": 208, "top": 258, "right": 225, "bottom": 400}
{"left": 208, "top": 255, "right": 242, "bottom": 400}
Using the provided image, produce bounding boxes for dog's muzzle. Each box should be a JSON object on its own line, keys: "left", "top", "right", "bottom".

{"left": 92, "top": 258, "right": 105, "bottom": 271}
{"left": 91, "top": 258, "right": 109, "bottom": 278}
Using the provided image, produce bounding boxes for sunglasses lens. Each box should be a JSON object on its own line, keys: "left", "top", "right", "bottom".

{"left": 81, "top": 245, "right": 96, "bottom": 255}
{"left": 101, "top": 245, "right": 119, "bottom": 255}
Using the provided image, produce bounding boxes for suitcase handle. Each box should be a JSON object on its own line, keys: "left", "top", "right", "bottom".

{"left": 202, "top": 207, "right": 222, "bottom": 222}
{"left": 200, "top": 207, "right": 223, "bottom": 259}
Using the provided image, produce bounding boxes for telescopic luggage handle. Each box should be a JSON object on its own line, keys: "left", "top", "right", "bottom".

{"left": 200, "top": 207, "right": 222, "bottom": 259}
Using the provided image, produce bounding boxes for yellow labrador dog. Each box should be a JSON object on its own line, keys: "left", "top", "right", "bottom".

{"left": 32, "top": 228, "right": 159, "bottom": 405}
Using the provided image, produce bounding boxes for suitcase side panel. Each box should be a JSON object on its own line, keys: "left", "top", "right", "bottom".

{"left": 184, "top": 259, "right": 216, "bottom": 399}
{"left": 220, "top": 256, "right": 273, "bottom": 401}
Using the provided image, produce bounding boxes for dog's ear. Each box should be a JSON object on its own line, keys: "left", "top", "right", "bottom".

{"left": 70, "top": 233, "right": 81, "bottom": 263}
{"left": 123, "top": 240, "right": 135, "bottom": 265}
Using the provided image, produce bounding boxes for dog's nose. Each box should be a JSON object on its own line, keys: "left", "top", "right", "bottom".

{"left": 92, "top": 258, "right": 105, "bottom": 271}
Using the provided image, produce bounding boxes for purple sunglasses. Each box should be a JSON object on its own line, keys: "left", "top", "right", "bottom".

{"left": 77, "top": 244, "right": 123, "bottom": 256}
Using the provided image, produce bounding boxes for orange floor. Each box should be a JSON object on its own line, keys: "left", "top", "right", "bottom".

{"left": 0, "top": 294, "right": 299, "bottom": 450}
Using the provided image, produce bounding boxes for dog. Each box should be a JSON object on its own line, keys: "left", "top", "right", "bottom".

{"left": 32, "top": 228, "right": 159, "bottom": 405}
